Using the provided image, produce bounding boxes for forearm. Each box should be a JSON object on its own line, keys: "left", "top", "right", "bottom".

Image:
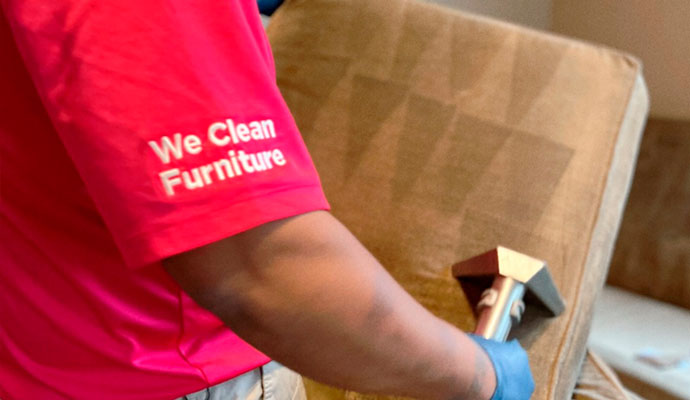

{"left": 164, "top": 211, "right": 495, "bottom": 400}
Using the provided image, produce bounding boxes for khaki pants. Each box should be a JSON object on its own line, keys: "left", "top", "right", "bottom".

{"left": 178, "top": 362, "right": 307, "bottom": 400}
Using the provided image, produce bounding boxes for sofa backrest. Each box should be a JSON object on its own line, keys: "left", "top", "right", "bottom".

{"left": 267, "top": 0, "right": 649, "bottom": 398}
{"left": 608, "top": 118, "right": 690, "bottom": 310}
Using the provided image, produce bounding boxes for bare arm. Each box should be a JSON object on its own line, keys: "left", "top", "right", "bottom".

{"left": 163, "top": 210, "right": 495, "bottom": 400}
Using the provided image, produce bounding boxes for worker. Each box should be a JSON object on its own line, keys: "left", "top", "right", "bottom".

{"left": 0, "top": 1, "right": 534, "bottom": 399}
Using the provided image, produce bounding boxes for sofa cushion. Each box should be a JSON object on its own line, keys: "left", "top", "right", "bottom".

{"left": 266, "top": 0, "right": 649, "bottom": 398}
{"left": 588, "top": 286, "right": 690, "bottom": 400}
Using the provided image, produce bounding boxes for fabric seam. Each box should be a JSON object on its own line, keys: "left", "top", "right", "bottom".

{"left": 547, "top": 64, "right": 646, "bottom": 398}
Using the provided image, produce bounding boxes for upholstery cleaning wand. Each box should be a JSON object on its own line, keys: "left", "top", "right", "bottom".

{"left": 452, "top": 247, "right": 566, "bottom": 341}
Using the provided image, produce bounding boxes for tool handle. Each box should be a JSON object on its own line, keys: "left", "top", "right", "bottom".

{"left": 474, "top": 276, "right": 526, "bottom": 341}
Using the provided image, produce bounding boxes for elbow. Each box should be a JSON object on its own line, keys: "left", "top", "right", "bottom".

{"left": 176, "top": 266, "right": 284, "bottom": 335}
{"left": 162, "top": 253, "right": 265, "bottom": 325}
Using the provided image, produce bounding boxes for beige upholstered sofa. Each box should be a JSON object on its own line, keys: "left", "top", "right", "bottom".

{"left": 266, "top": 0, "right": 649, "bottom": 398}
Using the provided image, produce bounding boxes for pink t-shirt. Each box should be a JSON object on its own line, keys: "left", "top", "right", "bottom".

{"left": 0, "top": 1, "right": 329, "bottom": 399}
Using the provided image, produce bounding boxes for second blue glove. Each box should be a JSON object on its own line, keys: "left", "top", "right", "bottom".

{"left": 468, "top": 335, "right": 535, "bottom": 400}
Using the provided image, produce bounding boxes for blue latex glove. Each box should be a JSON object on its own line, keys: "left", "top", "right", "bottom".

{"left": 257, "top": 0, "right": 284, "bottom": 16}
{"left": 469, "top": 335, "right": 535, "bottom": 400}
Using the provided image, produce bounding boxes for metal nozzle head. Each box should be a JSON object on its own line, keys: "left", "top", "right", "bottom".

{"left": 452, "top": 246, "right": 566, "bottom": 316}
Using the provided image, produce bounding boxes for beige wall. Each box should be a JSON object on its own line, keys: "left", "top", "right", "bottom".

{"left": 427, "top": 0, "right": 690, "bottom": 119}
{"left": 427, "top": 0, "right": 552, "bottom": 30}
{"left": 552, "top": 1, "right": 690, "bottom": 119}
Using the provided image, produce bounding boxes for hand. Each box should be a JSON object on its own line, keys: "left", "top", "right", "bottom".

{"left": 468, "top": 335, "right": 535, "bottom": 400}
{"left": 257, "top": 0, "right": 284, "bottom": 15}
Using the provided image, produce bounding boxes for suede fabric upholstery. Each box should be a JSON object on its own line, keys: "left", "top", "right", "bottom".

{"left": 266, "top": 0, "right": 649, "bottom": 398}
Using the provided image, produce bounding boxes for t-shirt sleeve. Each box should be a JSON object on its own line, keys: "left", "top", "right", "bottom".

{"left": 2, "top": 0, "right": 330, "bottom": 267}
